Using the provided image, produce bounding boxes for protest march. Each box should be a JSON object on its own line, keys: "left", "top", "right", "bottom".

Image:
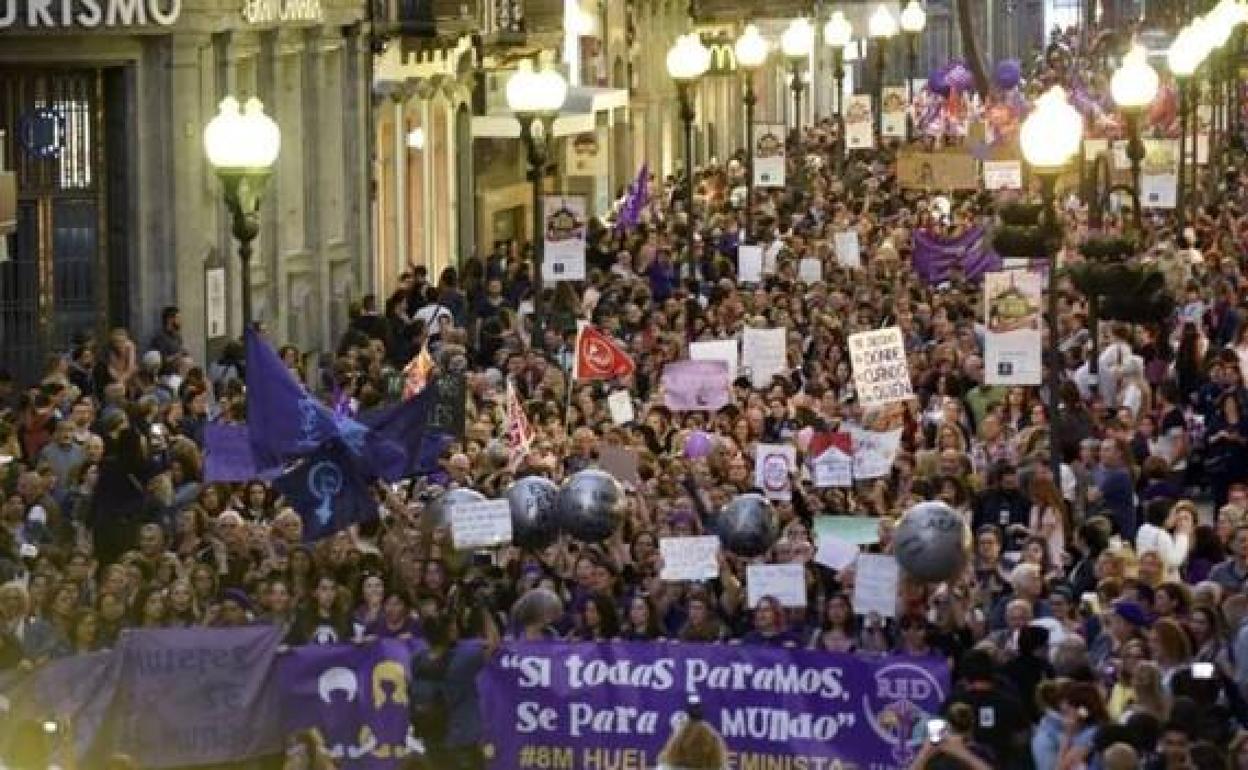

{"left": 4, "top": 10, "right": 1248, "bottom": 770}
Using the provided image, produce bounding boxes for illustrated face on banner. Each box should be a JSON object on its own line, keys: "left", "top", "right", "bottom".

{"left": 761, "top": 451, "right": 789, "bottom": 494}
{"left": 756, "top": 132, "right": 783, "bottom": 158}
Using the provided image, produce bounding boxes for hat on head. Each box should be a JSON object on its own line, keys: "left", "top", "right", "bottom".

{"left": 1112, "top": 600, "right": 1151, "bottom": 629}
{"left": 220, "top": 588, "right": 253, "bottom": 613}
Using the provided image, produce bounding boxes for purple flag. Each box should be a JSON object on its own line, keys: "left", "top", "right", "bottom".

{"left": 203, "top": 422, "right": 258, "bottom": 482}
{"left": 615, "top": 162, "right": 650, "bottom": 232}
{"left": 911, "top": 225, "right": 1002, "bottom": 284}
{"left": 114, "top": 626, "right": 284, "bottom": 768}
{"left": 662, "top": 360, "right": 732, "bottom": 412}
{"left": 480, "top": 641, "right": 951, "bottom": 770}
{"left": 273, "top": 439, "right": 381, "bottom": 542}
{"left": 276, "top": 637, "right": 426, "bottom": 770}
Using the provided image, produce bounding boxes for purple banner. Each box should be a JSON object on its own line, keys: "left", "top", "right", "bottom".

{"left": 275, "top": 637, "right": 426, "bottom": 770}
{"left": 115, "top": 626, "right": 284, "bottom": 767}
{"left": 204, "top": 422, "right": 259, "bottom": 482}
{"left": 911, "top": 225, "right": 1001, "bottom": 284}
{"left": 480, "top": 641, "right": 950, "bottom": 770}
{"left": 662, "top": 360, "right": 732, "bottom": 412}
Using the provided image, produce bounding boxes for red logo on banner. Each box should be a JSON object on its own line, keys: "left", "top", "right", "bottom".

{"left": 575, "top": 324, "right": 635, "bottom": 381}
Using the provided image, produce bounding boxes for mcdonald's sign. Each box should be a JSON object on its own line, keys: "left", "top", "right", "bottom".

{"left": 705, "top": 38, "right": 738, "bottom": 75}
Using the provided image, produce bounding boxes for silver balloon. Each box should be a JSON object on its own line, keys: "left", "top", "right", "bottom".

{"left": 716, "top": 493, "right": 779, "bottom": 557}
{"left": 894, "top": 501, "right": 971, "bottom": 583}
{"left": 506, "top": 476, "right": 561, "bottom": 550}
{"left": 425, "top": 487, "right": 486, "bottom": 530}
{"left": 556, "top": 470, "right": 625, "bottom": 543}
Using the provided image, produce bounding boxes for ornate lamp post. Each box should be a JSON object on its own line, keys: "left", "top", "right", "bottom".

{"left": 1168, "top": 26, "right": 1205, "bottom": 232}
{"left": 1110, "top": 43, "right": 1159, "bottom": 233}
{"left": 506, "top": 60, "right": 569, "bottom": 350}
{"left": 780, "top": 18, "right": 814, "bottom": 136}
{"left": 667, "top": 33, "right": 711, "bottom": 266}
{"left": 1020, "top": 86, "right": 1084, "bottom": 490}
{"left": 868, "top": 4, "right": 898, "bottom": 141}
{"left": 735, "top": 23, "right": 768, "bottom": 244}
{"left": 203, "top": 96, "right": 281, "bottom": 332}
{"left": 899, "top": 1, "right": 926, "bottom": 138}
{"left": 823, "top": 10, "right": 853, "bottom": 123}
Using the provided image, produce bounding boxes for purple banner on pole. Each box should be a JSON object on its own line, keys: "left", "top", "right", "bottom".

{"left": 479, "top": 641, "right": 950, "bottom": 770}
{"left": 276, "top": 637, "right": 426, "bottom": 770}
{"left": 911, "top": 225, "right": 1001, "bottom": 284}
{"left": 662, "top": 360, "right": 732, "bottom": 412}
{"left": 114, "top": 626, "right": 284, "bottom": 768}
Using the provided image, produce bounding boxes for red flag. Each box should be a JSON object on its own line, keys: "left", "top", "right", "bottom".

{"left": 403, "top": 344, "right": 435, "bottom": 399}
{"left": 505, "top": 381, "right": 534, "bottom": 468}
{"left": 573, "top": 322, "right": 635, "bottom": 381}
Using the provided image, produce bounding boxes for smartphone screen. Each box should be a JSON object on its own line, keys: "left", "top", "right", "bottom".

{"left": 926, "top": 719, "right": 948, "bottom": 744}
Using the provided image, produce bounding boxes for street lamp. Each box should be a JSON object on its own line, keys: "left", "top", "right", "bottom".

{"left": 667, "top": 33, "right": 711, "bottom": 262}
{"left": 735, "top": 23, "right": 768, "bottom": 243}
{"left": 899, "top": 1, "right": 926, "bottom": 137}
{"left": 780, "top": 18, "right": 814, "bottom": 135}
{"left": 868, "top": 4, "right": 898, "bottom": 141}
{"left": 506, "top": 59, "right": 569, "bottom": 351}
{"left": 1169, "top": 27, "right": 1205, "bottom": 231}
{"left": 824, "top": 10, "right": 853, "bottom": 123}
{"left": 1020, "top": 86, "right": 1083, "bottom": 491}
{"left": 203, "top": 96, "right": 281, "bottom": 332}
{"left": 1110, "top": 43, "right": 1159, "bottom": 232}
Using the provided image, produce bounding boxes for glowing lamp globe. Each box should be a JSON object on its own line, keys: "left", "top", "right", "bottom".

{"left": 868, "top": 4, "right": 898, "bottom": 39}
{"left": 667, "top": 33, "right": 711, "bottom": 82}
{"left": 1021, "top": 86, "right": 1083, "bottom": 172}
{"left": 734, "top": 24, "right": 769, "bottom": 70}
{"left": 506, "top": 60, "right": 568, "bottom": 115}
{"left": 1167, "top": 27, "right": 1204, "bottom": 78}
{"left": 203, "top": 96, "right": 280, "bottom": 171}
{"left": 1110, "top": 44, "right": 1159, "bottom": 111}
{"left": 824, "top": 11, "right": 853, "bottom": 48}
{"left": 900, "top": 0, "right": 927, "bottom": 34}
{"left": 780, "top": 18, "right": 815, "bottom": 60}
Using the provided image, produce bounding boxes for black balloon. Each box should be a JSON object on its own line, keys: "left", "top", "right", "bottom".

{"left": 894, "top": 501, "right": 971, "bottom": 583}
{"left": 557, "top": 470, "right": 625, "bottom": 543}
{"left": 506, "top": 476, "right": 561, "bottom": 550}
{"left": 425, "top": 487, "right": 486, "bottom": 530}
{"left": 716, "top": 493, "right": 779, "bottom": 557}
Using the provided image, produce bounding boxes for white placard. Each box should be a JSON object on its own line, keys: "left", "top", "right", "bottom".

{"left": 983, "top": 160, "right": 1023, "bottom": 191}
{"left": 607, "top": 390, "right": 634, "bottom": 425}
{"left": 742, "top": 327, "right": 788, "bottom": 388}
{"left": 690, "top": 339, "right": 739, "bottom": 376}
{"left": 755, "top": 443, "right": 796, "bottom": 501}
{"left": 834, "top": 230, "right": 861, "bottom": 268}
{"left": 847, "top": 426, "right": 902, "bottom": 479}
{"left": 738, "top": 244, "right": 763, "bottom": 283}
{"left": 814, "top": 534, "right": 859, "bottom": 571}
{"left": 747, "top": 564, "right": 807, "bottom": 608}
{"left": 660, "top": 536, "right": 721, "bottom": 581}
{"left": 853, "top": 554, "right": 899, "bottom": 619}
{"left": 753, "top": 124, "right": 787, "bottom": 188}
{"left": 542, "top": 196, "right": 587, "bottom": 282}
{"left": 848, "top": 326, "right": 913, "bottom": 409}
{"left": 450, "top": 500, "right": 513, "bottom": 550}
{"left": 1141, "top": 174, "right": 1177, "bottom": 209}
{"left": 205, "top": 266, "right": 227, "bottom": 339}
{"left": 798, "top": 257, "right": 823, "bottom": 284}
{"left": 812, "top": 446, "right": 853, "bottom": 487}
{"left": 984, "top": 269, "right": 1043, "bottom": 385}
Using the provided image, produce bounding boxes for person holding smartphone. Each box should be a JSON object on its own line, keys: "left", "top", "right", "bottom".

{"left": 911, "top": 704, "right": 994, "bottom": 770}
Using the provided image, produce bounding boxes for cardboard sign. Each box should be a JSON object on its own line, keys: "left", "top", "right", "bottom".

{"left": 747, "top": 564, "right": 807, "bottom": 608}
{"left": 660, "top": 536, "right": 720, "bottom": 581}
{"left": 983, "top": 160, "right": 1022, "bottom": 191}
{"left": 812, "top": 445, "right": 853, "bottom": 488}
{"left": 834, "top": 230, "right": 861, "bottom": 268}
{"left": 598, "top": 445, "right": 641, "bottom": 488}
{"left": 607, "top": 390, "right": 634, "bottom": 425}
{"left": 738, "top": 244, "right": 764, "bottom": 283}
{"left": 848, "top": 327, "right": 913, "bottom": 409}
{"left": 846, "top": 426, "right": 903, "bottom": 479}
{"left": 814, "top": 534, "right": 859, "bottom": 571}
{"left": 814, "top": 516, "right": 881, "bottom": 546}
{"left": 853, "top": 554, "right": 899, "bottom": 619}
{"left": 451, "top": 500, "right": 513, "bottom": 550}
{"left": 755, "top": 443, "right": 796, "bottom": 501}
{"left": 742, "top": 327, "right": 787, "bottom": 388}
{"left": 690, "top": 339, "right": 739, "bottom": 376}
{"left": 798, "top": 257, "right": 823, "bottom": 284}
{"left": 896, "top": 151, "right": 978, "bottom": 190}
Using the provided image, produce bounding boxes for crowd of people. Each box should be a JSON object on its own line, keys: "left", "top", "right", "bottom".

{"left": 2, "top": 23, "right": 1248, "bottom": 770}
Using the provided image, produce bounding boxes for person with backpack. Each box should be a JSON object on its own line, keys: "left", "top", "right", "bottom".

{"left": 408, "top": 606, "right": 500, "bottom": 770}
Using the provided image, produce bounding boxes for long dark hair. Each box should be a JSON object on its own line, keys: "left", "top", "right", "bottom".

{"left": 581, "top": 592, "right": 621, "bottom": 640}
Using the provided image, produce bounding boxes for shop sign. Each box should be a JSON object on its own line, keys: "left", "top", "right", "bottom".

{"left": 241, "top": 0, "right": 322, "bottom": 24}
{"left": 0, "top": 0, "right": 182, "bottom": 29}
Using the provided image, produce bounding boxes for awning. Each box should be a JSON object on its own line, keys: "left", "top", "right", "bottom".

{"left": 471, "top": 86, "right": 629, "bottom": 139}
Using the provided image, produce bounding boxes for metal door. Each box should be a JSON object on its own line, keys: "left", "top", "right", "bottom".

{"left": 0, "top": 69, "right": 105, "bottom": 383}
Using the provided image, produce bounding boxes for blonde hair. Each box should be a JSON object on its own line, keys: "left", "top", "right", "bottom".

{"left": 657, "top": 718, "right": 727, "bottom": 770}
{"left": 1131, "top": 661, "right": 1170, "bottom": 721}
{"left": 1102, "top": 742, "right": 1139, "bottom": 770}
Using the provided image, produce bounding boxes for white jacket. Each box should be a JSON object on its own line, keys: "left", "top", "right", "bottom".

{"left": 1136, "top": 522, "right": 1190, "bottom": 578}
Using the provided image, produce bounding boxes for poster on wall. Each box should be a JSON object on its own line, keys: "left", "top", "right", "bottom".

{"left": 1140, "top": 139, "right": 1179, "bottom": 210}
{"left": 753, "top": 124, "right": 786, "bottom": 187}
{"left": 881, "top": 86, "right": 908, "bottom": 138}
{"left": 896, "top": 151, "right": 978, "bottom": 190}
{"left": 565, "top": 128, "right": 608, "bottom": 177}
{"left": 542, "top": 196, "right": 587, "bottom": 282}
{"left": 845, "top": 95, "right": 875, "bottom": 149}
{"left": 983, "top": 269, "right": 1043, "bottom": 385}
